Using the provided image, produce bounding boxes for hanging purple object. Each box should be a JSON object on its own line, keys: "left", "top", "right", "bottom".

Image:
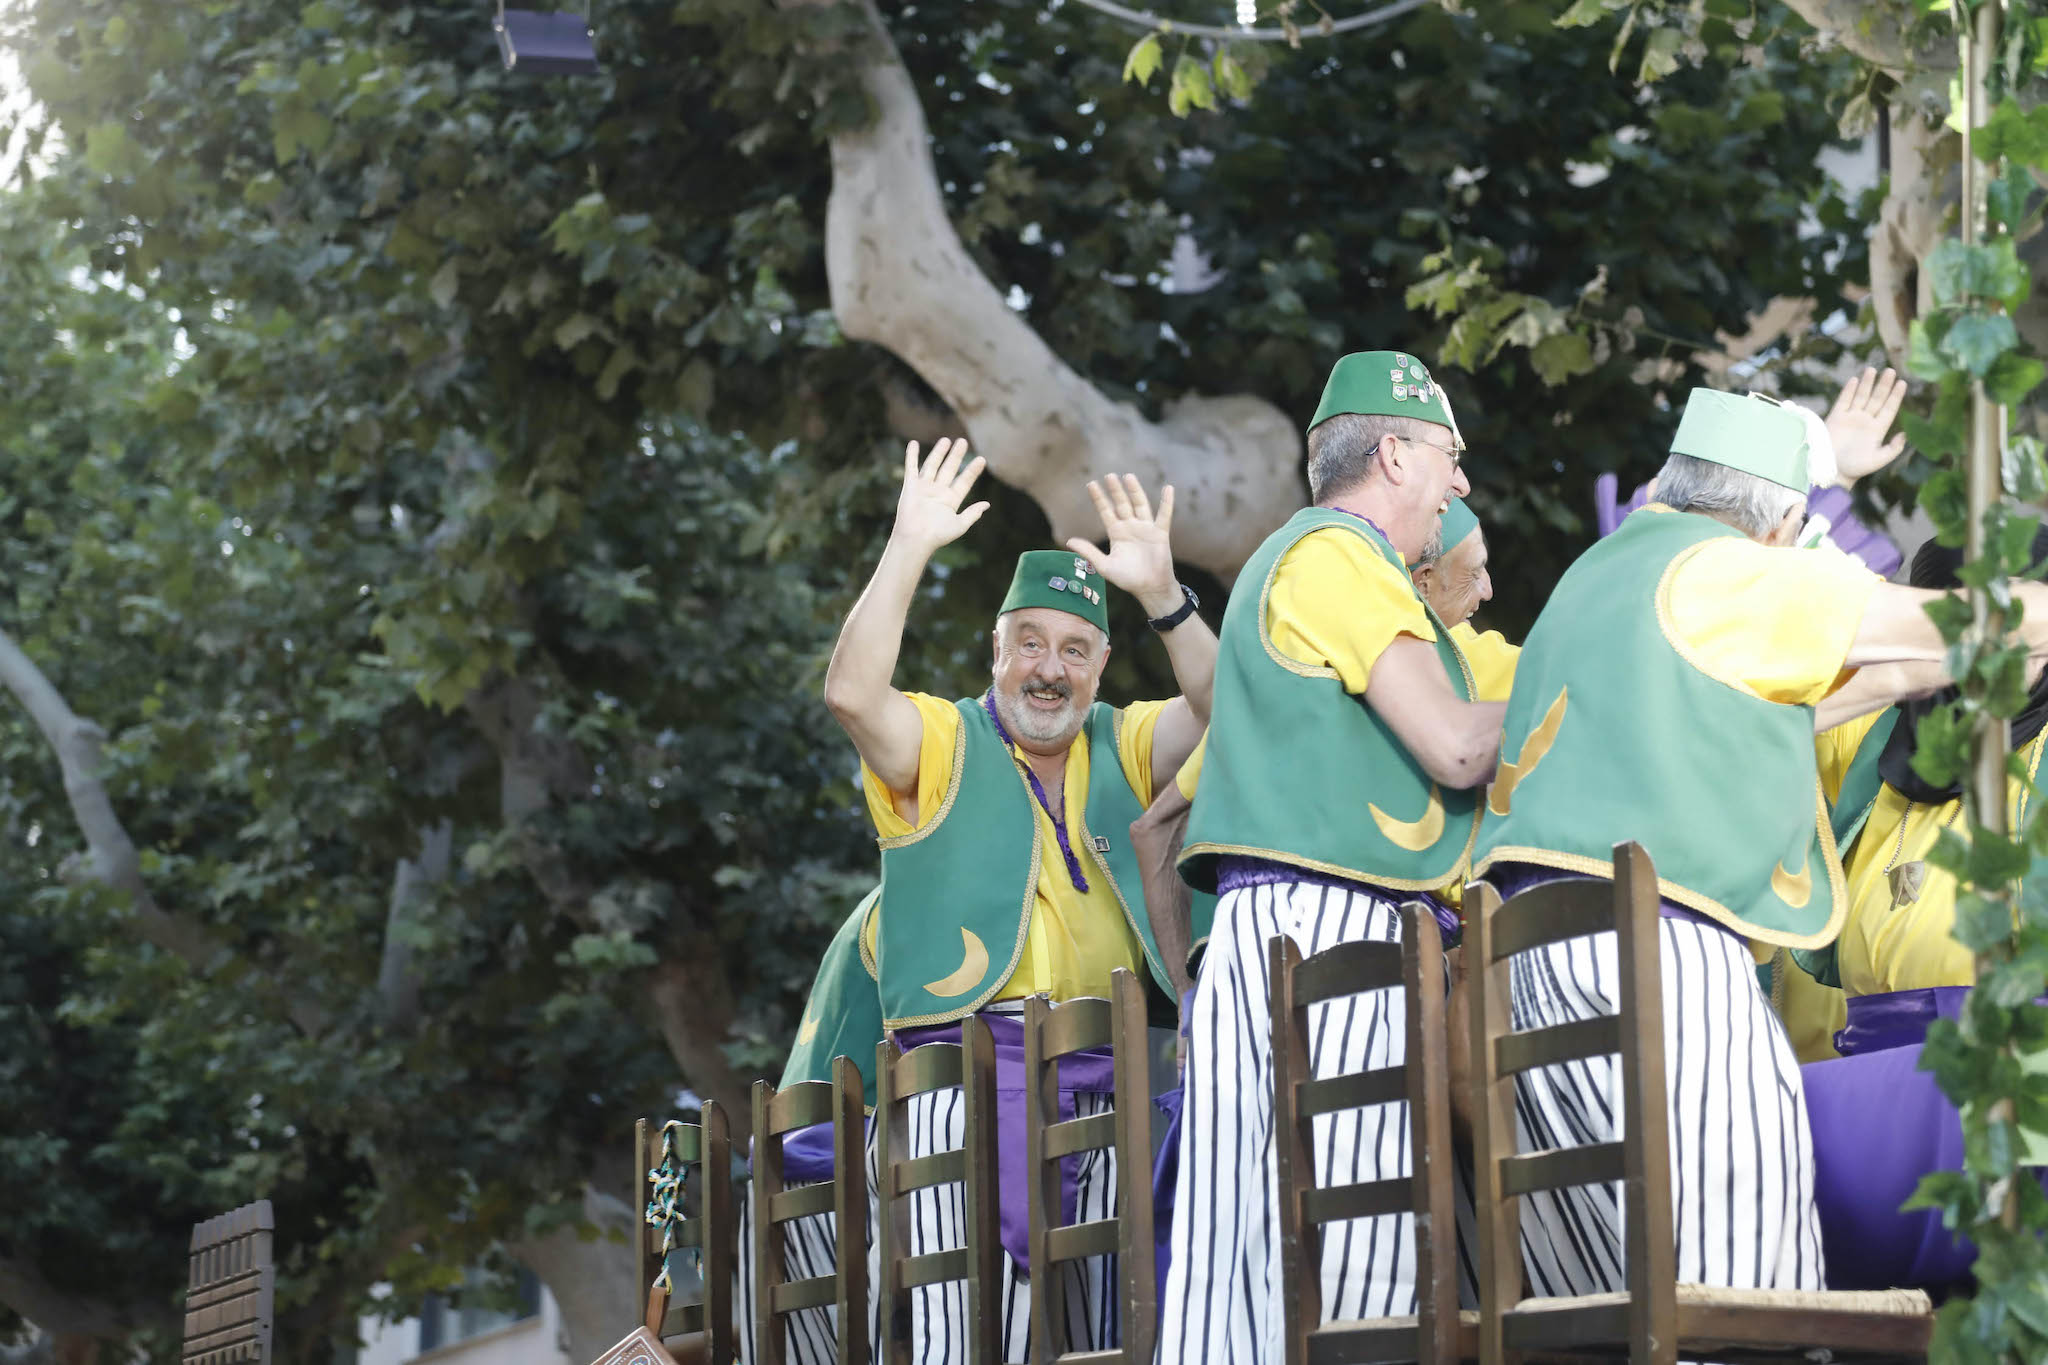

{"left": 1593, "top": 473, "right": 1902, "bottom": 578}
{"left": 495, "top": 5, "right": 599, "bottom": 75}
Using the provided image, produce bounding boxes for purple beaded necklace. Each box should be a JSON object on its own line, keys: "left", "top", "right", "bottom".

{"left": 1327, "top": 504, "right": 1395, "bottom": 549}
{"left": 981, "top": 690, "right": 1091, "bottom": 891}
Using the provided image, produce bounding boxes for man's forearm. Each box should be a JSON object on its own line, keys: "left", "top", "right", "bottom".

{"left": 1155, "top": 614, "right": 1219, "bottom": 724}
{"left": 823, "top": 538, "right": 929, "bottom": 719}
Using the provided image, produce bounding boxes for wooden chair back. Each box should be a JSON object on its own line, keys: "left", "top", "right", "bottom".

{"left": 1468, "top": 842, "right": 1932, "bottom": 1363}
{"left": 1272, "top": 904, "right": 1463, "bottom": 1365}
{"left": 635, "top": 1104, "right": 736, "bottom": 1359}
{"left": 751, "top": 1055, "right": 871, "bottom": 1365}
{"left": 1023, "top": 967, "right": 1156, "bottom": 1365}
{"left": 874, "top": 1017, "right": 1000, "bottom": 1365}
{"left": 182, "top": 1200, "right": 275, "bottom": 1365}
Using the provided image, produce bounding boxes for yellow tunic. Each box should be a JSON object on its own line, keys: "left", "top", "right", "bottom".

{"left": 1450, "top": 623, "right": 1519, "bottom": 703}
{"left": 1815, "top": 711, "right": 2048, "bottom": 997}
{"left": 1267, "top": 527, "right": 1433, "bottom": 689}
{"left": 862, "top": 692, "right": 1168, "bottom": 1002}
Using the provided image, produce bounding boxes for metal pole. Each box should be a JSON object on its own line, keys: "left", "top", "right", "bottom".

{"left": 1964, "top": 0, "right": 2010, "bottom": 836}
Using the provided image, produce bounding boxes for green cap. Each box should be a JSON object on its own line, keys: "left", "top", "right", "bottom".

{"left": 1309, "top": 350, "right": 1466, "bottom": 450}
{"left": 1000, "top": 550, "right": 1111, "bottom": 635}
{"left": 1669, "top": 389, "right": 1813, "bottom": 492}
{"left": 1438, "top": 496, "right": 1479, "bottom": 553}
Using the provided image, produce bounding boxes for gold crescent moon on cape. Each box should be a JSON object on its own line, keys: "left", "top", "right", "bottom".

{"left": 1489, "top": 687, "right": 1568, "bottom": 818}
{"left": 796, "top": 1010, "right": 820, "bottom": 1046}
{"left": 1772, "top": 852, "right": 1813, "bottom": 909}
{"left": 1370, "top": 784, "right": 1445, "bottom": 852}
{"left": 923, "top": 928, "right": 990, "bottom": 998}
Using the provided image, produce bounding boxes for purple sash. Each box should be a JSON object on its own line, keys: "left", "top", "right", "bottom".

{"left": 1217, "top": 856, "right": 1461, "bottom": 938}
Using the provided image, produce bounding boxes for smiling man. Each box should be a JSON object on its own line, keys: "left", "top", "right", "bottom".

{"left": 1161, "top": 351, "right": 1502, "bottom": 1365}
{"left": 814, "top": 438, "right": 1214, "bottom": 1364}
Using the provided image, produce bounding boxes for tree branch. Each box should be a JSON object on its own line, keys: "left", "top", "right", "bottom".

{"left": 1777, "top": 0, "right": 1952, "bottom": 76}
{"left": 820, "top": 0, "right": 1302, "bottom": 582}
{"left": 505, "top": 1186, "right": 641, "bottom": 1363}
{"left": 0, "top": 1255, "right": 178, "bottom": 1344}
{"left": 0, "top": 627, "right": 326, "bottom": 1036}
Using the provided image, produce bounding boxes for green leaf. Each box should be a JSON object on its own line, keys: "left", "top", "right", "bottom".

{"left": 553, "top": 313, "right": 599, "bottom": 351}
{"left": 1213, "top": 50, "right": 1254, "bottom": 103}
{"left": 301, "top": 1, "right": 343, "bottom": 29}
{"left": 1926, "top": 240, "right": 2028, "bottom": 308}
{"left": 1908, "top": 313, "right": 1956, "bottom": 383}
{"left": 1529, "top": 331, "right": 1595, "bottom": 386}
{"left": 1168, "top": 55, "right": 1217, "bottom": 117}
{"left": 1554, "top": 0, "right": 1615, "bottom": 26}
{"left": 1988, "top": 167, "right": 2036, "bottom": 233}
{"left": 1121, "top": 33, "right": 1162, "bottom": 86}
{"left": 1940, "top": 312, "right": 2021, "bottom": 378}
{"left": 1637, "top": 27, "right": 1684, "bottom": 83}
{"left": 83, "top": 122, "right": 140, "bottom": 178}
{"left": 428, "top": 260, "right": 459, "bottom": 311}
{"left": 2007, "top": 436, "right": 2048, "bottom": 503}
{"left": 1987, "top": 352, "right": 2046, "bottom": 407}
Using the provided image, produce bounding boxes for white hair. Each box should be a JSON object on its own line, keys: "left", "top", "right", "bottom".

{"left": 1651, "top": 452, "right": 1805, "bottom": 539}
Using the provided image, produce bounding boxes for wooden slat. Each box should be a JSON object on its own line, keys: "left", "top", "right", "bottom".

{"left": 668, "top": 1220, "right": 704, "bottom": 1250}
{"left": 893, "top": 1150, "right": 963, "bottom": 1195}
{"left": 1037, "top": 997, "right": 1112, "bottom": 1058}
{"left": 1494, "top": 1016, "right": 1622, "bottom": 1076}
{"left": 1298, "top": 1068, "right": 1406, "bottom": 1117}
{"left": 769, "top": 1181, "right": 837, "bottom": 1224}
{"left": 1293, "top": 940, "right": 1404, "bottom": 1005}
{"left": 663, "top": 1123, "right": 703, "bottom": 1164}
{"left": 1302, "top": 1178, "right": 1411, "bottom": 1226}
{"left": 1041, "top": 1111, "right": 1117, "bottom": 1159}
{"left": 1500, "top": 1300, "right": 1629, "bottom": 1350}
{"left": 894, "top": 1042, "right": 964, "bottom": 1096}
{"left": 1044, "top": 1218, "right": 1120, "bottom": 1263}
{"left": 1306, "top": 1319, "right": 1422, "bottom": 1365}
{"left": 765, "top": 1080, "right": 835, "bottom": 1134}
{"left": 1487, "top": 882, "right": 1614, "bottom": 961}
{"left": 769, "top": 1275, "right": 838, "bottom": 1314}
{"left": 1498, "top": 1142, "right": 1626, "bottom": 1197}
{"left": 184, "top": 1201, "right": 272, "bottom": 1365}
{"left": 899, "top": 1247, "right": 970, "bottom": 1291}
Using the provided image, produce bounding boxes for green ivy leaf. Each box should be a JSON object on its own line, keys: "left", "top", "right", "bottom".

{"left": 1637, "top": 27, "right": 1684, "bottom": 83}
{"left": 1213, "top": 50, "right": 1254, "bottom": 103}
{"left": 1554, "top": 0, "right": 1615, "bottom": 27}
{"left": 1941, "top": 312, "right": 2021, "bottom": 378}
{"left": 1122, "top": 34, "right": 1162, "bottom": 86}
{"left": 1529, "top": 331, "right": 1595, "bottom": 386}
{"left": 1988, "top": 167, "right": 2037, "bottom": 234}
{"left": 1987, "top": 352, "right": 2046, "bottom": 407}
{"left": 1167, "top": 55, "right": 1217, "bottom": 117}
{"left": 1908, "top": 312, "right": 1956, "bottom": 383}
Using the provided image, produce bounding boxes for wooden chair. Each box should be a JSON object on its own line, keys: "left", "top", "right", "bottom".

{"left": 1467, "top": 841, "right": 1935, "bottom": 1364}
{"left": 874, "top": 1017, "right": 1001, "bottom": 1365}
{"left": 1024, "top": 966, "right": 1156, "bottom": 1365}
{"left": 635, "top": 1105, "right": 736, "bottom": 1362}
{"left": 181, "top": 1200, "right": 274, "bottom": 1365}
{"left": 752, "top": 1055, "right": 871, "bottom": 1365}
{"left": 1272, "top": 904, "right": 1474, "bottom": 1365}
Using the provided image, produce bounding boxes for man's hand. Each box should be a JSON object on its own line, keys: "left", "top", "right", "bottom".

{"left": 1066, "top": 474, "right": 1181, "bottom": 618}
{"left": 892, "top": 437, "right": 989, "bottom": 556}
{"left": 1826, "top": 366, "right": 1908, "bottom": 487}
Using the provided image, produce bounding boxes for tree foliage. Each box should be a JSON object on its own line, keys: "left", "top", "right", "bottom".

{"left": 0, "top": 0, "right": 1873, "bottom": 1357}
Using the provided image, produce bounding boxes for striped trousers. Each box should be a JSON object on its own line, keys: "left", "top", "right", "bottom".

{"left": 1159, "top": 880, "right": 1466, "bottom": 1365}
{"left": 1509, "top": 916, "right": 1827, "bottom": 1297}
{"left": 736, "top": 1086, "right": 1121, "bottom": 1363}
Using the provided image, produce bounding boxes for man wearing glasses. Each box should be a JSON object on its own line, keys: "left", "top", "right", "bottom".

{"left": 1159, "top": 351, "right": 1503, "bottom": 1365}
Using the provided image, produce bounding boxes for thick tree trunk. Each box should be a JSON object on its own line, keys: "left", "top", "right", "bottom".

{"left": 821, "top": 0, "right": 1302, "bottom": 583}
{"left": 507, "top": 1187, "right": 642, "bottom": 1363}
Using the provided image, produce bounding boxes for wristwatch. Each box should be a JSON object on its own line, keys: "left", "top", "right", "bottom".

{"left": 1147, "top": 583, "right": 1200, "bottom": 633}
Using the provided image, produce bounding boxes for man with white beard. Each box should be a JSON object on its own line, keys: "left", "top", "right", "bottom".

{"left": 755, "top": 438, "right": 1212, "bottom": 1365}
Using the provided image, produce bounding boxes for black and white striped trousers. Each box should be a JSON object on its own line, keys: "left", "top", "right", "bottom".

{"left": 735, "top": 1088, "right": 1121, "bottom": 1363}
{"left": 1509, "top": 916, "right": 1826, "bottom": 1297}
{"left": 1159, "top": 880, "right": 1469, "bottom": 1365}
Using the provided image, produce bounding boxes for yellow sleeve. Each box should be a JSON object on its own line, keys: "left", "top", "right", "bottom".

{"left": 1267, "top": 528, "right": 1435, "bottom": 694}
{"left": 1174, "top": 732, "right": 1207, "bottom": 801}
{"left": 1814, "top": 709, "right": 1884, "bottom": 806}
{"left": 1663, "top": 539, "right": 1880, "bottom": 706}
{"left": 859, "top": 693, "right": 963, "bottom": 838}
{"left": 1116, "top": 699, "right": 1171, "bottom": 809}
{"left": 1450, "top": 623, "right": 1521, "bottom": 702}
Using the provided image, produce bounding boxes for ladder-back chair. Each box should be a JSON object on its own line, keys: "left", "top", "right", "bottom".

{"left": 751, "top": 1055, "right": 871, "bottom": 1365}
{"left": 1272, "top": 903, "right": 1473, "bottom": 1365}
{"left": 1023, "top": 966, "right": 1156, "bottom": 1365}
{"left": 875, "top": 1017, "right": 1001, "bottom": 1365}
{"left": 634, "top": 1106, "right": 736, "bottom": 1361}
{"left": 1467, "top": 841, "right": 1934, "bottom": 1363}
{"left": 182, "top": 1200, "right": 274, "bottom": 1365}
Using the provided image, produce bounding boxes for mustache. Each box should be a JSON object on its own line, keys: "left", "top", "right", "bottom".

{"left": 1020, "top": 678, "right": 1073, "bottom": 699}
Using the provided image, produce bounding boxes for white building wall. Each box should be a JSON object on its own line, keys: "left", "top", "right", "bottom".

{"left": 354, "top": 1285, "right": 572, "bottom": 1365}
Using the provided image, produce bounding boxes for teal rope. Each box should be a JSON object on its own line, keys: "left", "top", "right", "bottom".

{"left": 644, "top": 1120, "right": 697, "bottom": 1292}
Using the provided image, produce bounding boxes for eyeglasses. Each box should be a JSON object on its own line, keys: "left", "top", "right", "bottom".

{"left": 1402, "top": 434, "right": 1462, "bottom": 468}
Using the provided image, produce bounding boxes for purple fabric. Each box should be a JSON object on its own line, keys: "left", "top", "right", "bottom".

{"left": 1151, "top": 1085, "right": 1182, "bottom": 1311}
{"left": 1215, "top": 856, "right": 1461, "bottom": 938}
{"left": 895, "top": 1015, "right": 1117, "bottom": 1275}
{"left": 980, "top": 691, "right": 1090, "bottom": 892}
{"left": 1804, "top": 987, "right": 2047, "bottom": 1292}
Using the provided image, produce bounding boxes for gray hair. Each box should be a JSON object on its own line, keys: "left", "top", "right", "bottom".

{"left": 994, "top": 610, "right": 1110, "bottom": 654}
{"left": 1650, "top": 452, "right": 1805, "bottom": 540}
{"left": 1306, "top": 412, "right": 1435, "bottom": 503}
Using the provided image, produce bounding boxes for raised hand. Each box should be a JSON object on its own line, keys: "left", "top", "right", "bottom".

{"left": 1066, "top": 474, "right": 1182, "bottom": 618}
{"left": 1826, "top": 366, "right": 1908, "bottom": 487}
{"left": 891, "top": 438, "right": 989, "bottom": 556}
